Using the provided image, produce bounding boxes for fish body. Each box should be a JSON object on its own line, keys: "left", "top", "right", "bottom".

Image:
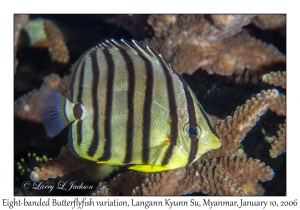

{"left": 39, "top": 39, "right": 221, "bottom": 172}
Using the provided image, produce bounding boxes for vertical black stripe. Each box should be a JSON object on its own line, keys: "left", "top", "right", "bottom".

{"left": 161, "top": 67, "right": 178, "bottom": 166}
{"left": 188, "top": 138, "right": 199, "bottom": 163}
{"left": 98, "top": 48, "right": 114, "bottom": 161}
{"left": 87, "top": 50, "right": 100, "bottom": 157}
{"left": 178, "top": 77, "right": 198, "bottom": 164}
{"left": 197, "top": 104, "right": 219, "bottom": 137}
{"left": 76, "top": 61, "right": 85, "bottom": 103}
{"left": 119, "top": 49, "right": 135, "bottom": 163}
{"left": 68, "top": 125, "right": 82, "bottom": 159}
{"left": 70, "top": 51, "right": 88, "bottom": 101}
{"left": 141, "top": 56, "right": 154, "bottom": 164}
{"left": 77, "top": 120, "right": 83, "bottom": 146}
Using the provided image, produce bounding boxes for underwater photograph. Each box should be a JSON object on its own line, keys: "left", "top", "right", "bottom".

{"left": 14, "top": 14, "right": 286, "bottom": 196}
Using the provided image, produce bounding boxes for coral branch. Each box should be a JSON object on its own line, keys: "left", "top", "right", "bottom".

{"left": 14, "top": 73, "right": 71, "bottom": 123}
{"left": 143, "top": 14, "right": 256, "bottom": 75}
{"left": 224, "top": 34, "right": 286, "bottom": 74}
{"left": 269, "top": 93, "right": 286, "bottom": 116}
{"left": 44, "top": 21, "right": 70, "bottom": 64}
{"left": 202, "top": 89, "right": 279, "bottom": 159}
{"left": 262, "top": 71, "right": 286, "bottom": 88}
{"left": 14, "top": 14, "right": 29, "bottom": 74}
{"left": 217, "top": 156, "right": 274, "bottom": 182}
{"left": 91, "top": 156, "right": 274, "bottom": 196}
{"left": 30, "top": 146, "right": 92, "bottom": 181}
{"left": 143, "top": 15, "right": 285, "bottom": 78}
{"left": 267, "top": 120, "right": 286, "bottom": 158}
{"left": 252, "top": 15, "right": 286, "bottom": 31}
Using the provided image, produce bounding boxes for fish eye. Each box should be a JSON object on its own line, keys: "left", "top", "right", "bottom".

{"left": 183, "top": 123, "right": 201, "bottom": 139}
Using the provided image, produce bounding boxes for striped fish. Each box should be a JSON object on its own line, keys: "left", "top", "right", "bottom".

{"left": 39, "top": 39, "right": 221, "bottom": 172}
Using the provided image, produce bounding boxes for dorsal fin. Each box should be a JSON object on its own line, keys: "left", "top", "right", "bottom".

{"left": 94, "top": 39, "right": 175, "bottom": 74}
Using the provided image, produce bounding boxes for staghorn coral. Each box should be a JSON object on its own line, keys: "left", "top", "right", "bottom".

{"left": 141, "top": 14, "right": 285, "bottom": 78}
{"left": 262, "top": 71, "right": 286, "bottom": 88}
{"left": 14, "top": 73, "right": 71, "bottom": 123}
{"left": 201, "top": 89, "right": 279, "bottom": 160}
{"left": 252, "top": 14, "right": 286, "bottom": 31}
{"left": 44, "top": 20, "right": 70, "bottom": 64}
{"left": 14, "top": 14, "right": 286, "bottom": 196}
{"left": 14, "top": 14, "right": 29, "bottom": 74}
{"left": 30, "top": 146, "right": 92, "bottom": 181}
{"left": 261, "top": 70, "right": 286, "bottom": 158}
{"left": 90, "top": 156, "right": 273, "bottom": 196}
{"left": 267, "top": 120, "right": 286, "bottom": 158}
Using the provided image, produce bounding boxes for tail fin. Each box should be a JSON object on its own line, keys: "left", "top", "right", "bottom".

{"left": 39, "top": 85, "right": 76, "bottom": 137}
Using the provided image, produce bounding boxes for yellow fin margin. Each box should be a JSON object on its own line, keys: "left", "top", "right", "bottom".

{"left": 128, "top": 164, "right": 170, "bottom": 172}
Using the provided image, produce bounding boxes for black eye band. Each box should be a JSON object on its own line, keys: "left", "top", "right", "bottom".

{"left": 183, "top": 123, "right": 201, "bottom": 139}
{"left": 188, "top": 127, "right": 198, "bottom": 139}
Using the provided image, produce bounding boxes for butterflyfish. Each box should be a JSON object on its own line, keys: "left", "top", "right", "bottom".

{"left": 39, "top": 39, "right": 221, "bottom": 172}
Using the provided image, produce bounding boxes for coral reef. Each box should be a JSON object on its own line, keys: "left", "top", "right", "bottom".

{"left": 252, "top": 15, "right": 286, "bottom": 31}
{"left": 43, "top": 20, "right": 70, "bottom": 64}
{"left": 141, "top": 14, "right": 285, "bottom": 79}
{"left": 14, "top": 14, "right": 286, "bottom": 196}
{"left": 91, "top": 156, "right": 273, "bottom": 196}
{"left": 261, "top": 71, "right": 286, "bottom": 158}
{"left": 14, "top": 14, "right": 29, "bottom": 74}
{"left": 262, "top": 71, "right": 286, "bottom": 88}
{"left": 267, "top": 120, "right": 286, "bottom": 158}
{"left": 14, "top": 73, "right": 71, "bottom": 123}
{"left": 30, "top": 146, "right": 91, "bottom": 181}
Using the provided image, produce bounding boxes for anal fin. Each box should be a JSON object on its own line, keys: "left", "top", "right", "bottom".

{"left": 97, "top": 161, "right": 125, "bottom": 166}
{"left": 128, "top": 164, "right": 170, "bottom": 172}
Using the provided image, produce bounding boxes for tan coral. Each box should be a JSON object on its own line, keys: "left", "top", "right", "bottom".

{"left": 30, "top": 146, "right": 92, "bottom": 181}
{"left": 14, "top": 89, "right": 41, "bottom": 123}
{"left": 211, "top": 15, "right": 253, "bottom": 30}
{"left": 44, "top": 21, "right": 70, "bottom": 64}
{"left": 90, "top": 156, "right": 274, "bottom": 196}
{"left": 240, "top": 181, "right": 265, "bottom": 196}
{"left": 14, "top": 73, "right": 71, "bottom": 123}
{"left": 143, "top": 15, "right": 285, "bottom": 78}
{"left": 225, "top": 34, "right": 286, "bottom": 73}
{"left": 267, "top": 120, "right": 286, "bottom": 158}
{"left": 202, "top": 89, "right": 279, "bottom": 160}
{"left": 14, "top": 14, "right": 29, "bottom": 74}
{"left": 262, "top": 71, "right": 286, "bottom": 88}
{"left": 144, "top": 14, "right": 257, "bottom": 75}
{"left": 252, "top": 15, "right": 286, "bottom": 31}
{"left": 269, "top": 93, "right": 286, "bottom": 116}
{"left": 217, "top": 156, "right": 274, "bottom": 182}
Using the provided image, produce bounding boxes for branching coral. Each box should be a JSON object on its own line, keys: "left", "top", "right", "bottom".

{"left": 141, "top": 14, "right": 285, "bottom": 78}
{"left": 252, "top": 15, "right": 286, "bottom": 31}
{"left": 262, "top": 71, "right": 286, "bottom": 88}
{"left": 44, "top": 21, "right": 70, "bottom": 64}
{"left": 201, "top": 89, "right": 279, "bottom": 160}
{"left": 14, "top": 73, "right": 71, "bottom": 123}
{"left": 267, "top": 120, "right": 286, "bottom": 158}
{"left": 14, "top": 14, "right": 29, "bottom": 74}
{"left": 261, "top": 70, "right": 286, "bottom": 158}
{"left": 30, "top": 146, "right": 91, "bottom": 181}
{"left": 91, "top": 156, "right": 273, "bottom": 196}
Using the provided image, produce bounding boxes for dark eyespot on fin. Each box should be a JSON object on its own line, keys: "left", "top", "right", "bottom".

{"left": 39, "top": 85, "right": 71, "bottom": 138}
